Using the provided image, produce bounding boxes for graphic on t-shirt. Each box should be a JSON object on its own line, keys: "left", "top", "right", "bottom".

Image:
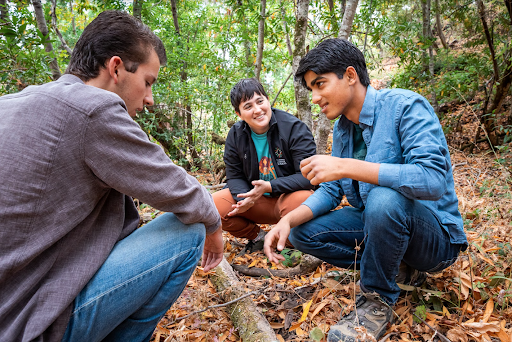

{"left": 259, "top": 156, "right": 276, "bottom": 181}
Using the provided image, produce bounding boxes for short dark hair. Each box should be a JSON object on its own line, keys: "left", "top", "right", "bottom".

{"left": 66, "top": 10, "right": 167, "bottom": 81}
{"left": 230, "top": 78, "right": 269, "bottom": 113}
{"left": 295, "top": 38, "right": 370, "bottom": 88}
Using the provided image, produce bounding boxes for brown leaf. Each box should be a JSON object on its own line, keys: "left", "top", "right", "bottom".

{"left": 447, "top": 328, "right": 469, "bottom": 342}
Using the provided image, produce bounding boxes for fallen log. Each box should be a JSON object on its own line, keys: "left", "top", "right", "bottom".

{"left": 231, "top": 254, "right": 322, "bottom": 278}
{"left": 210, "top": 258, "right": 278, "bottom": 342}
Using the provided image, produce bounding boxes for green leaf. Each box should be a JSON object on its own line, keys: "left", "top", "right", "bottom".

{"left": 413, "top": 305, "right": 427, "bottom": 323}
{"left": 309, "top": 327, "right": 325, "bottom": 341}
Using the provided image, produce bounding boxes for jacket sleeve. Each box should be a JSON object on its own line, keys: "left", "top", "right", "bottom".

{"left": 224, "top": 126, "right": 252, "bottom": 201}
{"left": 269, "top": 120, "right": 317, "bottom": 194}
{"left": 83, "top": 99, "right": 221, "bottom": 234}
{"left": 378, "top": 96, "right": 450, "bottom": 201}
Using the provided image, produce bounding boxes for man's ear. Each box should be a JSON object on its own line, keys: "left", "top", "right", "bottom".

{"left": 106, "top": 56, "right": 123, "bottom": 84}
{"left": 346, "top": 66, "right": 359, "bottom": 86}
{"left": 235, "top": 110, "right": 242, "bottom": 119}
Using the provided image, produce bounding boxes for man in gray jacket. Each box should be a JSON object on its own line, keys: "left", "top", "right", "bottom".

{"left": 0, "top": 10, "right": 223, "bottom": 342}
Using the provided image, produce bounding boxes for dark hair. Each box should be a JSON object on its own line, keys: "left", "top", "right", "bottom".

{"left": 66, "top": 10, "right": 167, "bottom": 81}
{"left": 295, "top": 38, "right": 370, "bottom": 88}
{"left": 230, "top": 78, "right": 269, "bottom": 113}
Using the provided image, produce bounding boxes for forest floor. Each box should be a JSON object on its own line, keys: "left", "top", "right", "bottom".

{"left": 145, "top": 88, "right": 512, "bottom": 341}
{"left": 147, "top": 146, "right": 512, "bottom": 342}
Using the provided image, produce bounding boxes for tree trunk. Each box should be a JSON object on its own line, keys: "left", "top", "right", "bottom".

{"left": 211, "top": 258, "right": 278, "bottom": 342}
{"left": 133, "top": 0, "right": 143, "bottom": 21}
{"left": 434, "top": 0, "right": 448, "bottom": 49}
{"left": 50, "top": 0, "right": 73, "bottom": 55}
{"left": 0, "top": 0, "right": 8, "bottom": 23}
{"left": 327, "top": 0, "right": 339, "bottom": 34}
{"left": 235, "top": 0, "right": 254, "bottom": 72}
{"left": 292, "top": 0, "right": 312, "bottom": 131}
{"left": 279, "top": 0, "right": 292, "bottom": 56}
{"left": 421, "top": 0, "right": 439, "bottom": 112}
{"left": 340, "top": 0, "right": 347, "bottom": 22}
{"left": 254, "top": 0, "right": 266, "bottom": 81}
{"left": 477, "top": 0, "right": 500, "bottom": 146}
{"left": 31, "top": 0, "right": 61, "bottom": 80}
{"left": 338, "top": 0, "right": 358, "bottom": 39}
{"left": 170, "top": 0, "right": 201, "bottom": 168}
{"left": 69, "top": 1, "right": 75, "bottom": 35}
{"left": 421, "top": 0, "right": 429, "bottom": 73}
{"left": 315, "top": 114, "right": 331, "bottom": 154}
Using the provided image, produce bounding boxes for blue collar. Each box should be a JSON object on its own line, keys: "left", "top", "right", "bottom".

{"left": 358, "top": 85, "right": 376, "bottom": 128}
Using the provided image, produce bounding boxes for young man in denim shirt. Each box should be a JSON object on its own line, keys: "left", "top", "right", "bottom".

{"left": 264, "top": 38, "right": 467, "bottom": 341}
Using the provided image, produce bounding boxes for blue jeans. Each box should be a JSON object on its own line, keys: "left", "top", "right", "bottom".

{"left": 62, "top": 213, "right": 205, "bottom": 342}
{"left": 289, "top": 187, "right": 464, "bottom": 305}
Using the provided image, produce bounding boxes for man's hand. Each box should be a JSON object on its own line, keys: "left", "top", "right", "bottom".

{"left": 201, "top": 227, "right": 224, "bottom": 272}
{"left": 300, "top": 155, "right": 343, "bottom": 185}
{"left": 227, "top": 180, "right": 271, "bottom": 216}
{"left": 301, "top": 156, "right": 380, "bottom": 186}
{"left": 264, "top": 205, "right": 314, "bottom": 264}
{"left": 263, "top": 220, "right": 291, "bottom": 264}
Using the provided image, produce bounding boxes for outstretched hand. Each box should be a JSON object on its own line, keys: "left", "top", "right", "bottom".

{"left": 227, "top": 180, "right": 271, "bottom": 216}
{"left": 201, "top": 226, "right": 224, "bottom": 272}
{"left": 263, "top": 220, "right": 291, "bottom": 264}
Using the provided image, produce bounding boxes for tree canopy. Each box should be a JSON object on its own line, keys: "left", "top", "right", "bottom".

{"left": 1, "top": 0, "right": 511, "bottom": 170}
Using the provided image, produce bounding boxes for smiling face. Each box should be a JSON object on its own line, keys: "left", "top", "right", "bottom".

{"left": 236, "top": 92, "right": 272, "bottom": 134}
{"left": 303, "top": 67, "right": 365, "bottom": 124}
{"left": 114, "top": 48, "right": 160, "bottom": 117}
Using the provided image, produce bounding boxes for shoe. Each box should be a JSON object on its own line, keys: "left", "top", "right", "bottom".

{"left": 242, "top": 229, "right": 266, "bottom": 254}
{"left": 245, "top": 238, "right": 264, "bottom": 253}
{"left": 327, "top": 293, "right": 392, "bottom": 342}
{"left": 395, "top": 262, "right": 427, "bottom": 287}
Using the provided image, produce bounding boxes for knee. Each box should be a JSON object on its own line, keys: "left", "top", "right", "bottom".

{"left": 364, "top": 187, "right": 407, "bottom": 220}
{"left": 152, "top": 213, "right": 206, "bottom": 251}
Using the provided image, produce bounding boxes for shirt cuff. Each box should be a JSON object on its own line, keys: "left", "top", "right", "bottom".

{"left": 378, "top": 163, "right": 401, "bottom": 189}
{"left": 302, "top": 191, "right": 333, "bottom": 218}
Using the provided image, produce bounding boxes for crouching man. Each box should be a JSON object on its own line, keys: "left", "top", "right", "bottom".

{"left": 264, "top": 38, "right": 467, "bottom": 342}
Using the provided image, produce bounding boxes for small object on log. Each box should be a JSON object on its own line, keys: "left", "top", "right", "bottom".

{"left": 231, "top": 254, "right": 322, "bottom": 278}
{"left": 205, "top": 183, "right": 226, "bottom": 190}
{"left": 210, "top": 258, "right": 278, "bottom": 342}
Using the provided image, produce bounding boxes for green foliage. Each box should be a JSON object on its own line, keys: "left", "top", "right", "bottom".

{"left": 309, "top": 326, "right": 325, "bottom": 341}
{"left": 413, "top": 305, "right": 427, "bottom": 323}
{"left": 279, "top": 248, "right": 302, "bottom": 267}
{"left": 0, "top": 6, "right": 55, "bottom": 93}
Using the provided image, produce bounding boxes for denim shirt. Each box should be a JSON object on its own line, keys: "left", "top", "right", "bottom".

{"left": 303, "top": 86, "right": 467, "bottom": 246}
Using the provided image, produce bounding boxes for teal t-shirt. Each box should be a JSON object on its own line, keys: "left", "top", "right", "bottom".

{"left": 251, "top": 130, "right": 276, "bottom": 183}
{"left": 352, "top": 123, "right": 367, "bottom": 161}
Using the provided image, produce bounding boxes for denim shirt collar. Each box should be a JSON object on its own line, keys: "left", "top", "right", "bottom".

{"left": 358, "top": 85, "right": 376, "bottom": 128}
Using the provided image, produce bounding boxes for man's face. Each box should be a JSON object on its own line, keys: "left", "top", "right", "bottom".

{"left": 236, "top": 92, "right": 272, "bottom": 134}
{"left": 115, "top": 49, "right": 160, "bottom": 117}
{"left": 303, "top": 70, "right": 354, "bottom": 121}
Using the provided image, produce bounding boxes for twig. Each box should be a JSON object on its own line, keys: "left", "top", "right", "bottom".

{"left": 412, "top": 310, "right": 451, "bottom": 342}
{"left": 165, "top": 290, "right": 259, "bottom": 326}
{"left": 271, "top": 71, "right": 293, "bottom": 107}
{"left": 378, "top": 332, "right": 397, "bottom": 342}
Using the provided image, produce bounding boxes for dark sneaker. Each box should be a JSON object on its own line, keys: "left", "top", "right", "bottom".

{"left": 327, "top": 293, "right": 392, "bottom": 342}
{"left": 395, "top": 262, "right": 427, "bottom": 287}
{"left": 245, "top": 238, "right": 265, "bottom": 253}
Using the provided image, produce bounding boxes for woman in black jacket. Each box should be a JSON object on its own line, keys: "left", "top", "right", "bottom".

{"left": 213, "top": 78, "right": 317, "bottom": 252}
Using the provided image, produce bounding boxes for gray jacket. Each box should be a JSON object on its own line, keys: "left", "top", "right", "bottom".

{"left": 0, "top": 74, "right": 220, "bottom": 341}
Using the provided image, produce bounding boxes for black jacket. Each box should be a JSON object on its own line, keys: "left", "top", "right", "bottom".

{"left": 224, "top": 108, "right": 317, "bottom": 201}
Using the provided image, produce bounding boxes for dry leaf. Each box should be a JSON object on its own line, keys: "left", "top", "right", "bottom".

{"left": 462, "top": 321, "right": 501, "bottom": 333}
{"left": 447, "top": 328, "right": 469, "bottom": 342}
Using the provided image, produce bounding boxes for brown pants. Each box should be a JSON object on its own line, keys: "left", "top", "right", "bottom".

{"left": 212, "top": 188, "right": 314, "bottom": 240}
